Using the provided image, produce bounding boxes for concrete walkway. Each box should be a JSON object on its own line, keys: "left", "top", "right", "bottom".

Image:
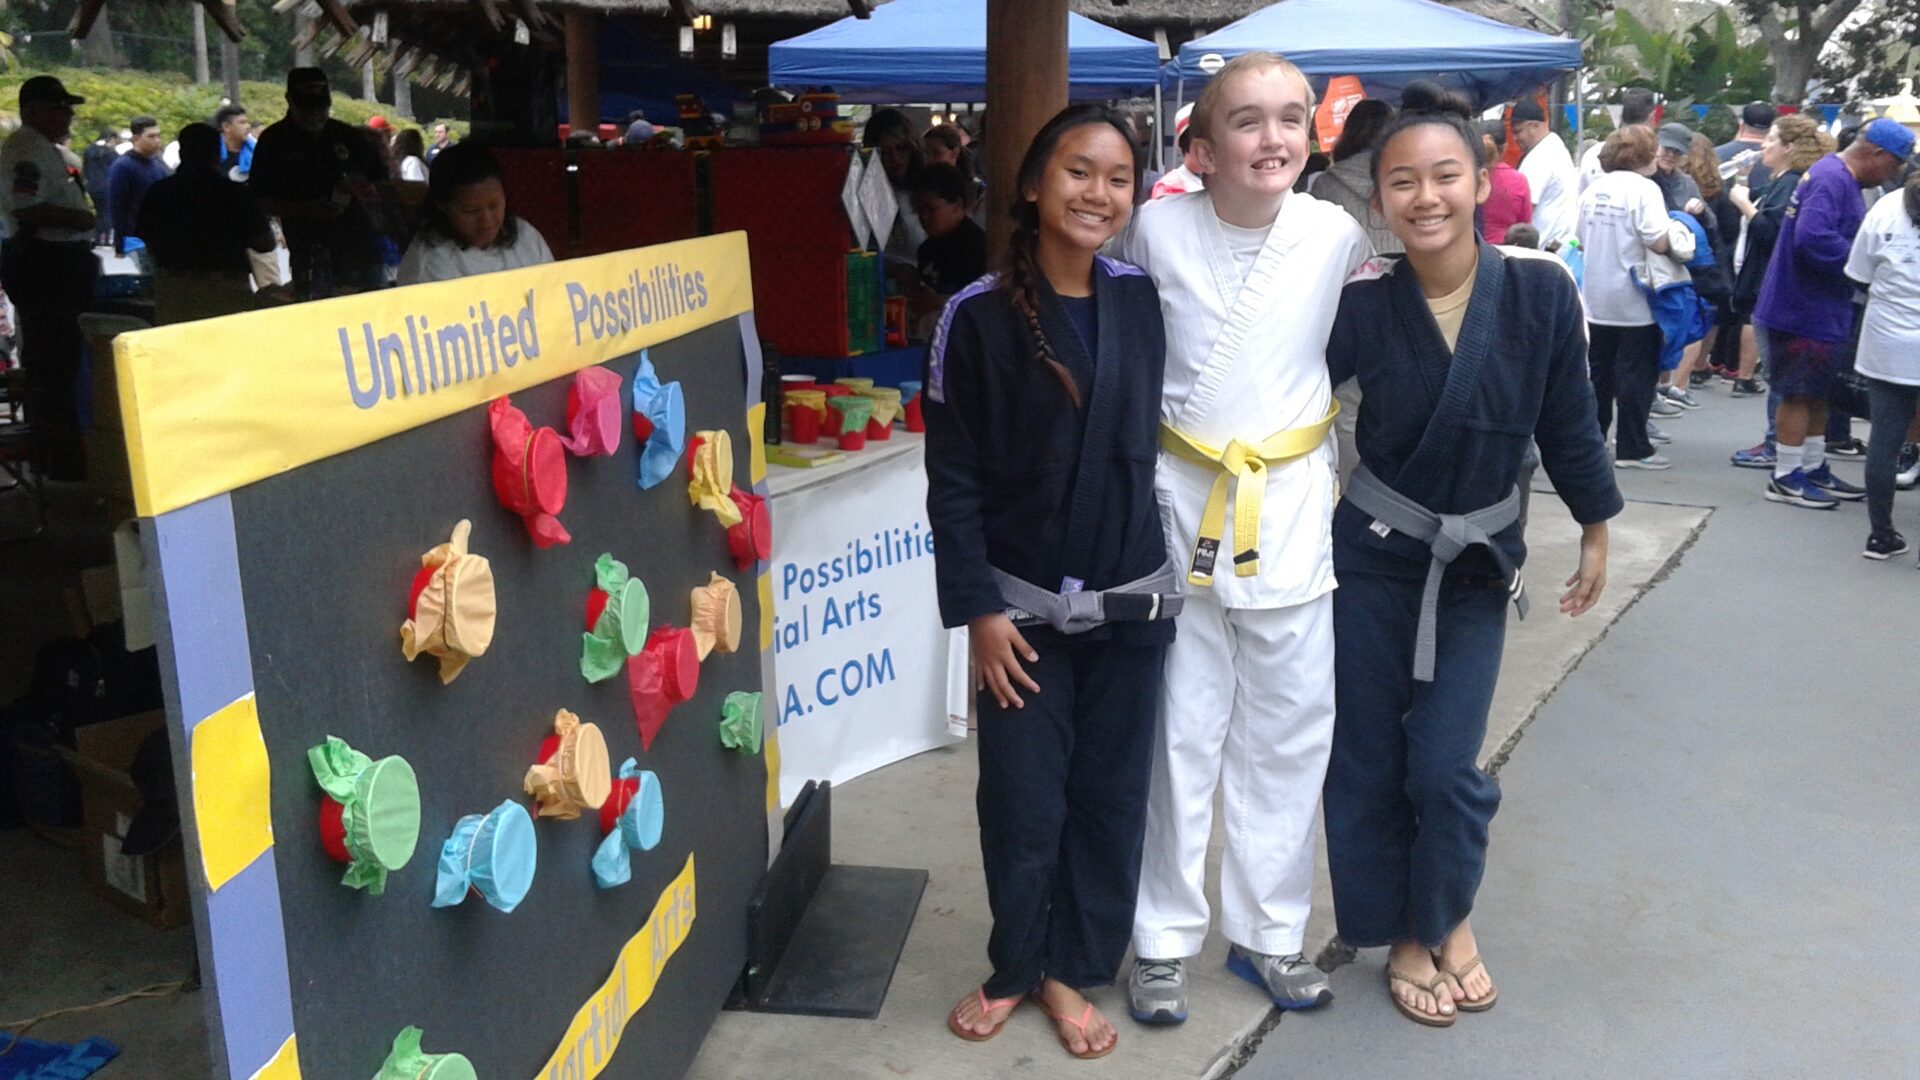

{"left": 1236, "top": 390, "right": 1920, "bottom": 1077}
{"left": 688, "top": 427, "right": 1720, "bottom": 1075}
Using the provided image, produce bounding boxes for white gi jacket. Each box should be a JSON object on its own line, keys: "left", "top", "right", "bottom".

{"left": 1123, "top": 190, "right": 1370, "bottom": 610}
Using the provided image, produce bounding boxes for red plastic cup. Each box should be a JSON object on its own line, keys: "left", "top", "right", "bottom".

{"left": 904, "top": 395, "right": 925, "bottom": 433}
{"left": 787, "top": 402, "right": 821, "bottom": 443}
{"left": 865, "top": 415, "right": 892, "bottom": 441}
{"left": 838, "top": 428, "right": 867, "bottom": 452}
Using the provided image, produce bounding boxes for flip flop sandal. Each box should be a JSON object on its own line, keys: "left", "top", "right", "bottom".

{"left": 1038, "top": 999, "right": 1119, "bottom": 1060}
{"left": 1387, "top": 968, "right": 1456, "bottom": 1028}
{"left": 1434, "top": 952, "right": 1499, "bottom": 1012}
{"left": 946, "top": 988, "right": 1022, "bottom": 1042}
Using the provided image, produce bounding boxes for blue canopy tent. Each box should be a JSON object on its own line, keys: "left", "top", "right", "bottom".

{"left": 1166, "top": 0, "right": 1581, "bottom": 108}
{"left": 768, "top": 0, "right": 1160, "bottom": 103}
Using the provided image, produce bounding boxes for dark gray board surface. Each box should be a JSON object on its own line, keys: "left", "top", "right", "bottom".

{"left": 228, "top": 319, "right": 766, "bottom": 1079}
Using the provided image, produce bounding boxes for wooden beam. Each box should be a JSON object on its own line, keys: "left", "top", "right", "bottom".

{"left": 68, "top": 0, "right": 106, "bottom": 39}
{"left": 317, "top": 0, "right": 359, "bottom": 36}
{"left": 201, "top": 0, "right": 247, "bottom": 44}
{"left": 469, "top": 0, "right": 507, "bottom": 34}
{"left": 565, "top": 8, "right": 601, "bottom": 142}
{"left": 985, "top": 0, "right": 1067, "bottom": 267}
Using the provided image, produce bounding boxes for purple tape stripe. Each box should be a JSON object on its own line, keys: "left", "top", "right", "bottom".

{"left": 203, "top": 849, "right": 296, "bottom": 1078}
{"left": 1095, "top": 254, "right": 1147, "bottom": 278}
{"left": 738, "top": 311, "right": 764, "bottom": 409}
{"left": 148, "top": 496, "right": 256, "bottom": 728}
{"left": 926, "top": 273, "right": 998, "bottom": 404}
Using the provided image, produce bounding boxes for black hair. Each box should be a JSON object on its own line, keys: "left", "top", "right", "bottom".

{"left": 1368, "top": 81, "right": 1484, "bottom": 187}
{"left": 911, "top": 162, "right": 971, "bottom": 205}
{"left": 1905, "top": 169, "right": 1919, "bottom": 229}
{"left": 213, "top": 104, "right": 247, "bottom": 128}
{"left": 1503, "top": 222, "right": 1540, "bottom": 248}
{"left": 393, "top": 127, "right": 426, "bottom": 161}
{"left": 176, "top": 123, "right": 221, "bottom": 169}
{"left": 1619, "top": 88, "right": 1657, "bottom": 127}
{"left": 1332, "top": 99, "right": 1394, "bottom": 163}
{"left": 130, "top": 115, "right": 159, "bottom": 137}
{"left": 420, "top": 142, "right": 520, "bottom": 250}
{"left": 1003, "top": 103, "right": 1139, "bottom": 407}
{"left": 863, "top": 108, "right": 925, "bottom": 185}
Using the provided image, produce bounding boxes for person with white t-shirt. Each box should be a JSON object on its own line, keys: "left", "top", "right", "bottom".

{"left": 1577, "top": 125, "right": 1675, "bottom": 470}
{"left": 1512, "top": 99, "right": 1578, "bottom": 250}
{"left": 1847, "top": 177, "right": 1920, "bottom": 560}
{"left": 1579, "top": 88, "right": 1657, "bottom": 195}
{"left": 397, "top": 143, "right": 553, "bottom": 286}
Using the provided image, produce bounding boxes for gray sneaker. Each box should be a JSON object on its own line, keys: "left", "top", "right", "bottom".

{"left": 1226, "top": 945, "right": 1333, "bottom": 1010}
{"left": 1128, "top": 958, "right": 1188, "bottom": 1025}
{"left": 1649, "top": 397, "right": 1684, "bottom": 418}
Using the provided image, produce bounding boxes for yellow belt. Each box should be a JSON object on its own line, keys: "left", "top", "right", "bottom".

{"left": 1159, "top": 400, "right": 1339, "bottom": 586}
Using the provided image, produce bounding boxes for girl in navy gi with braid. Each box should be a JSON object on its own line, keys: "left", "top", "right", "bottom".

{"left": 924, "top": 104, "right": 1179, "bottom": 1061}
{"left": 1323, "top": 83, "right": 1622, "bottom": 1028}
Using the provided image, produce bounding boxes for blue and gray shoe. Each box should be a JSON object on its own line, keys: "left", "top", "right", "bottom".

{"left": 1804, "top": 463, "right": 1865, "bottom": 501}
{"left": 1226, "top": 945, "right": 1333, "bottom": 1011}
{"left": 1129, "top": 958, "right": 1188, "bottom": 1024}
{"left": 1765, "top": 468, "right": 1839, "bottom": 510}
{"left": 1731, "top": 442, "right": 1776, "bottom": 469}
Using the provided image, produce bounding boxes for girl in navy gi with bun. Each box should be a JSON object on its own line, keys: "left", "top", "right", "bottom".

{"left": 924, "top": 104, "right": 1178, "bottom": 1061}
{"left": 1323, "top": 83, "right": 1622, "bottom": 1028}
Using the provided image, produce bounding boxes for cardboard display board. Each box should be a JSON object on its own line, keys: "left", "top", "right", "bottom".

{"left": 117, "top": 235, "right": 779, "bottom": 1080}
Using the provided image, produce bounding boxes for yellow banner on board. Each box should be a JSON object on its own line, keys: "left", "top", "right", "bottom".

{"left": 537, "top": 853, "right": 697, "bottom": 1080}
{"left": 114, "top": 233, "right": 753, "bottom": 517}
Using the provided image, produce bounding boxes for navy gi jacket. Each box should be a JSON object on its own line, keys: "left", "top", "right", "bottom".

{"left": 923, "top": 257, "right": 1173, "bottom": 644}
{"left": 1328, "top": 242, "right": 1623, "bottom": 581}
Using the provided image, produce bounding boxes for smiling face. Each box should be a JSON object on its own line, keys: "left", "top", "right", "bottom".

{"left": 1373, "top": 122, "right": 1489, "bottom": 260}
{"left": 1194, "top": 66, "right": 1312, "bottom": 204}
{"left": 1026, "top": 123, "right": 1135, "bottom": 256}
{"left": 1656, "top": 144, "right": 1683, "bottom": 174}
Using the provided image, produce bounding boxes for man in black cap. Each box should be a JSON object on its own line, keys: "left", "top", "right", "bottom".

{"left": 1511, "top": 98, "right": 1579, "bottom": 251}
{"left": 1716, "top": 101, "right": 1775, "bottom": 191}
{"left": 0, "top": 76, "right": 100, "bottom": 481}
{"left": 248, "top": 67, "right": 390, "bottom": 300}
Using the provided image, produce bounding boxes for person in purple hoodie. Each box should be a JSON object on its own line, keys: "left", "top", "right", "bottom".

{"left": 1752, "top": 118, "right": 1914, "bottom": 509}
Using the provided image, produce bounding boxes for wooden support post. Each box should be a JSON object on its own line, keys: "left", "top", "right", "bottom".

{"left": 565, "top": 9, "right": 601, "bottom": 141}
{"left": 984, "top": 0, "right": 1068, "bottom": 267}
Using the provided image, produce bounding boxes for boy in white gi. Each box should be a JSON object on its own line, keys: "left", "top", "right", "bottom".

{"left": 1123, "top": 51, "right": 1370, "bottom": 1023}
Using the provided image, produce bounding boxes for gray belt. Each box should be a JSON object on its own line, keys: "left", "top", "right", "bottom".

{"left": 1343, "top": 464, "right": 1528, "bottom": 682}
{"left": 993, "top": 559, "right": 1185, "bottom": 635}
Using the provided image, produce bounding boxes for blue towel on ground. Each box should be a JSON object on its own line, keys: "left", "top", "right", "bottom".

{"left": 0, "top": 1033, "right": 121, "bottom": 1080}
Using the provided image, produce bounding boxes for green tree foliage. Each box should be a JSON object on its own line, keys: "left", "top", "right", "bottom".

{"left": 1586, "top": 8, "right": 1775, "bottom": 105}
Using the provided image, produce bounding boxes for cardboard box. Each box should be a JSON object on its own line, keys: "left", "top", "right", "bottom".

{"left": 56, "top": 711, "right": 192, "bottom": 929}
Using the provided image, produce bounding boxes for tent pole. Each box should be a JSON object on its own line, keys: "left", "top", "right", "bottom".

{"left": 985, "top": 0, "right": 1068, "bottom": 267}
{"left": 1575, "top": 67, "right": 1584, "bottom": 150}
{"left": 1154, "top": 81, "right": 1164, "bottom": 172}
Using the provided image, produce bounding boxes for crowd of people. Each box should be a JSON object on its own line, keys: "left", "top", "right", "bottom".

{"left": 924, "top": 52, "right": 1919, "bottom": 1061}
{"left": 0, "top": 70, "right": 543, "bottom": 482}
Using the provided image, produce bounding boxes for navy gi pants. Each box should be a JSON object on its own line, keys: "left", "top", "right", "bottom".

{"left": 975, "top": 634, "right": 1164, "bottom": 998}
{"left": 1325, "top": 568, "right": 1506, "bottom": 949}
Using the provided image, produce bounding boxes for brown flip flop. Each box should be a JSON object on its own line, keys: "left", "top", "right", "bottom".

{"left": 946, "top": 988, "right": 1022, "bottom": 1042}
{"left": 1434, "top": 952, "right": 1498, "bottom": 1013}
{"left": 1037, "top": 999, "right": 1118, "bottom": 1060}
{"left": 1387, "top": 967, "right": 1457, "bottom": 1028}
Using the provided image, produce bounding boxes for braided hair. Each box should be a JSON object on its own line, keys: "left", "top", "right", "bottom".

{"left": 1001, "top": 103, "right": 1140, "bottom": 408}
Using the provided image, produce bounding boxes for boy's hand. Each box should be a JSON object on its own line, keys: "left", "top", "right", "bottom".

{"left": 969, "top": 613, "right": 1040, "bottom": 710}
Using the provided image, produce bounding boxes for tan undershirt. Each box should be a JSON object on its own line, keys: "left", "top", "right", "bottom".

{"left": 1426, "top": 266, "right": 1477, "bottom": 353}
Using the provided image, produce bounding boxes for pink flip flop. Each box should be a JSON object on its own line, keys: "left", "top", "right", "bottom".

{"left": 1037, "top": 999, "right": 1118, "bottom": 1060}
{"left": 947, "top": 988, "right": 1022, "bottom": 1042}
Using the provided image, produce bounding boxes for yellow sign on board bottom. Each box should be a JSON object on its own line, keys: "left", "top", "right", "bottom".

{"left": 537, "top": 853, "right": 698, "bottom": 1079}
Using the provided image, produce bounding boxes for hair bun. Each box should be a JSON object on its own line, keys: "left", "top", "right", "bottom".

{"left": 1400, "top": 81, "right": 1472, "bottom": 121}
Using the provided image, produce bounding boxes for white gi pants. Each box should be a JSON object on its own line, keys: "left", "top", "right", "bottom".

{"left": 1132, "top": 590, "right": 1336, "bottom": 959}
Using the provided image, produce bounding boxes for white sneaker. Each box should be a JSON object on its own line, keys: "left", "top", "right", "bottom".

{"left": 1661, "top": 386, "right": 1704, "bottom": 410}
{"left": 1615, "top": 454, "right": 1673, "bottom": 470}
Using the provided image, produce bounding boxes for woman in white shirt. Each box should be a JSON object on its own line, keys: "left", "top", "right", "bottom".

{"left": 1577, "top": 125, "right": 1675, "bottom": 470}
{"left": 393, "top": 128, "right": 429, "bottom": 183}
{"left": 397, "top": 143, "right": 553, "bottom": 286}
{"left": 1847, "top": 175, "right": 1920, "bottom": 560}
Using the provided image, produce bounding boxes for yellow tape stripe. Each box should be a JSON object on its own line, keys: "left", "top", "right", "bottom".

{"left": 190, "top": 694, "right": 274, "bottom": 893}
{"left": 117, "top": 234, "right": 753, "bottom": 517}
{"left": 249, "top": 1034, "right": 300, "bottom": 1080}
{"left": 536, "top": 854, "right": 697, "bottom": 1078}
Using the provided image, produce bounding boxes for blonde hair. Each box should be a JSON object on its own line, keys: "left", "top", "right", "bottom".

{"left": 1772, "top": 114, "right": 1830, "bottom": 174}
{"left": 1190, "top": 51, "right": 1317, "bottom": 143}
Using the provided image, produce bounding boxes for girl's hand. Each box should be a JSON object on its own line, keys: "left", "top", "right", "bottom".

{"left": 1685, "top": 197, "right": 1706, "bottom": 216}
{"left": 969, "top": 613, "right": 1040, "bottom": 710}
{"left": 1728, "top": 185, "right": 1754, "bottom": 216}
{"left": 1560, "top": 522, "right": 1609, "bottom": 617}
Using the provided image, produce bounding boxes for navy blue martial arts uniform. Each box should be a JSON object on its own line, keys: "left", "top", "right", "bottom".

{"left": 1323, "top": 242, "right": 1623, "bottom": 949}
{"left": 924, "top": 256, "right": 1175, "bottom": 998}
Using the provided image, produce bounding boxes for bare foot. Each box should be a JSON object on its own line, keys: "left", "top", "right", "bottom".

{"left": 1434, "top": 920, "right": 1496, "bottom": 1008}
{"left": 1035, "top": 978, "right": 1117, "bottom": 1057}
{"left": 1387, "top": 941, "right": 1456, "bottom": 1021}
{"left": 949, "top": 986, "right": 1019, "bottom": 1039}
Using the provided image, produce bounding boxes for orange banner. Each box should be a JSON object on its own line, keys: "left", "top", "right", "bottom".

{"left": 1315, "top": 76, "right": 1367, "bottom": 153}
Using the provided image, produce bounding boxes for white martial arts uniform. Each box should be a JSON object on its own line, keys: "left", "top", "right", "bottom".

{"left": 1123, "top": 190, "right": 1370, "bottom": 959}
